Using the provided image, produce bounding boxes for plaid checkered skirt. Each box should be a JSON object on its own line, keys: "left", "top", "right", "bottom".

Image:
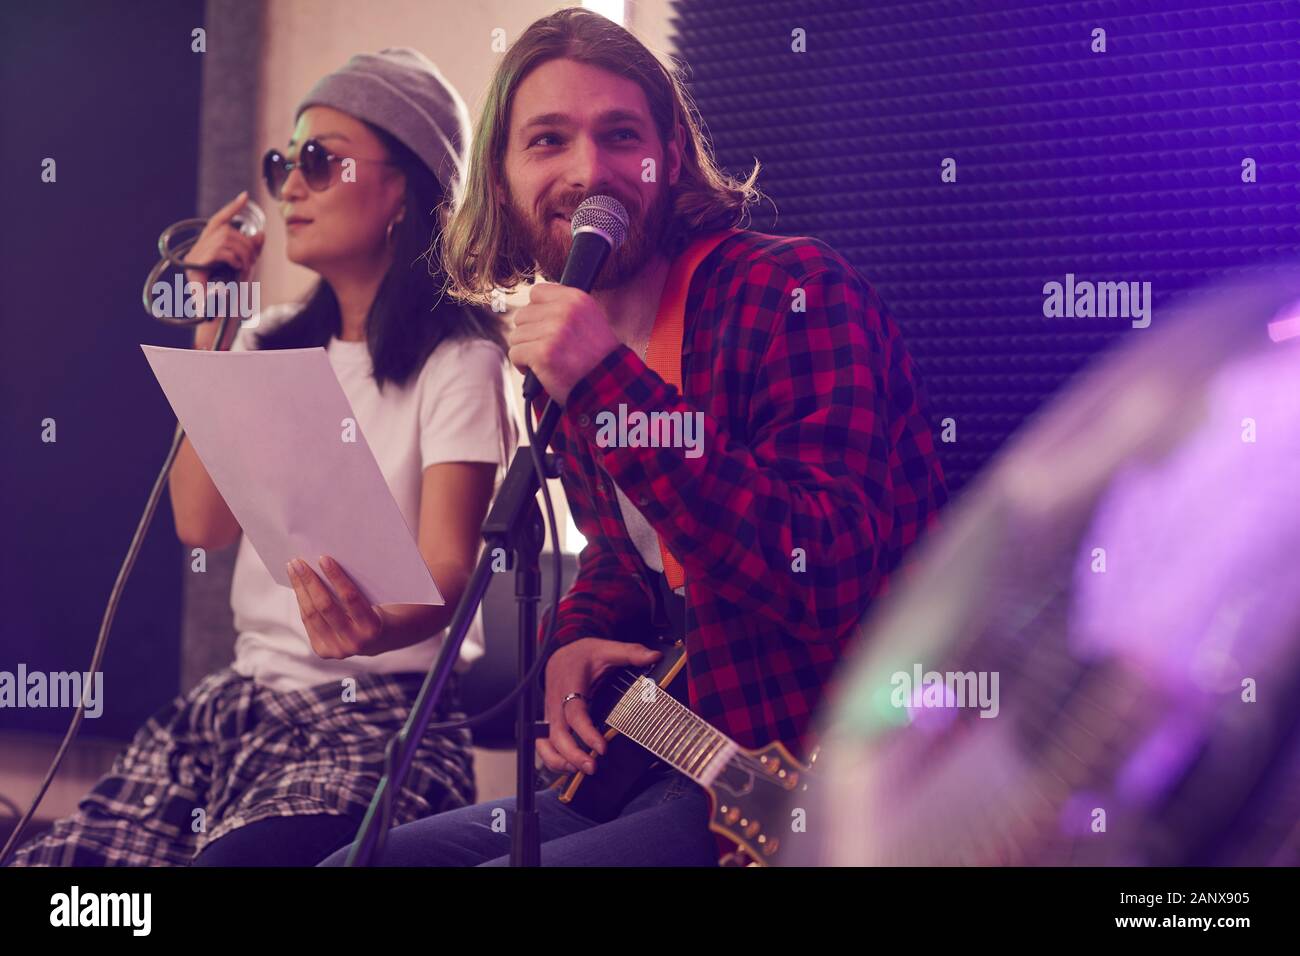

{"left": 8, "top": 667, "right": 473, "bottom": 866}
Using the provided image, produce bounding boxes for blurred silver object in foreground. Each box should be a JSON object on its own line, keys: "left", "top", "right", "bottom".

{"left": 799, "top": 266, "right": 1300, "bottom": 866}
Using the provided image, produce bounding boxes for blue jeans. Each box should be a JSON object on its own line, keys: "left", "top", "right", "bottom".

{"left": 319, "top": 770, "right": 719, "bottom": 867}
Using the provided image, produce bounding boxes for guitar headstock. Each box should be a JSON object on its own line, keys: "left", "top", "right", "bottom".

{"left": 707, "top": 740, "right": 813, "bottom": 866}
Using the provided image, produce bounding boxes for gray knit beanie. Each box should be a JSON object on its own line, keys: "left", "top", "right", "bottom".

{"left": 295, "top": 48, "right": 471, "bottom": 198}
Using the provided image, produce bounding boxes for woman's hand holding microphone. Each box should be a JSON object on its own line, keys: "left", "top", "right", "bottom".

{"left": 186, "top": 191, "right": 265, "bottom": 351}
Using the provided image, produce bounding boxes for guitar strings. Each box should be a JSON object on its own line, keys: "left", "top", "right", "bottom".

{"left": 602, "top": 674, "right": 770, "bottom": 777}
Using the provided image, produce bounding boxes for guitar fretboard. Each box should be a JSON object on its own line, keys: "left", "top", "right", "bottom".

{"left": 605, "top": 676, "right": 738, "bottom": 786}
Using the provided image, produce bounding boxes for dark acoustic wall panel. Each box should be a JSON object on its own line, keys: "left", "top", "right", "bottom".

{"left": 670, "top": 0, "right": 1300, "bottom": 493}
{"left": 1, "top": 0, "right": 204, "bottom": 738}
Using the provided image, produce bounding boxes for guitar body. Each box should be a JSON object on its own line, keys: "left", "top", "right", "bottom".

{"left": 554, "top": 641, "right": 689, "bottom": 822}
{"left": 705, "top": 737, "right": 813, "bottom": 865}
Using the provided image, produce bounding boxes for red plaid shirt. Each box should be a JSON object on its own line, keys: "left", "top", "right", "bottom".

{"left": 540, "top": 230, "right": 947, "bottom": 757}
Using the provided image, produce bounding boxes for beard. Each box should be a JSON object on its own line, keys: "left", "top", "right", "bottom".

{"left": 504, "top": 181, "right": 673, "bottom": 289}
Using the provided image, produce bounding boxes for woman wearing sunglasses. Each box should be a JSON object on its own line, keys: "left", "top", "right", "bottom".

{"left": 7, "top": 50, "right": 517, "bottom": 867}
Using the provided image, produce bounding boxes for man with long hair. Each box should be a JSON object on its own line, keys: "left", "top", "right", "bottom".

{"left": 323, "top": 7, "right": 947, "bottom": 867}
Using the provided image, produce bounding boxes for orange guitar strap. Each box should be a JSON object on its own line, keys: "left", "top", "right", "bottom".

{"left": 641, "top": 229, "right": 739, "bottom": 590}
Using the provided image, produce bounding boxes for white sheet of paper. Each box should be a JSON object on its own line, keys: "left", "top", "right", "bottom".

{"left": 141, "top": 344, "right": 443, "bottom": 607}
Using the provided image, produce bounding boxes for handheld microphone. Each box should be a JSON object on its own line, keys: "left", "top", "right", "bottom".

{"left": 521, "top": 194, "right": 630, "bottom": 401}
{"left": 142, "top": 199, "right": 266, "bottom": 324}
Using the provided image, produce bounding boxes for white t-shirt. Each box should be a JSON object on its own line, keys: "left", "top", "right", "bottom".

{"left": 613, "top": 483, "right": 685, "bottom": 597}
{"left": 225, "top": 303, "right": 519, "bottom": 692}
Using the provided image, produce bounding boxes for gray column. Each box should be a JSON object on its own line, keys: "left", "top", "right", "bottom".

{"left": 180, "top": 0, "right": 266, "bottom": 692}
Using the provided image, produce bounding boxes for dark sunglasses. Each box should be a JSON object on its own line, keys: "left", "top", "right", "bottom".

{"left": 261, "top": 138, "right": 396, "bottom": 199}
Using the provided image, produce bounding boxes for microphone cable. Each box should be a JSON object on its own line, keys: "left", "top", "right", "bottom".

{"left": 1, "top": 202, "right": 266, "bottom": 864}
{"left": 0, "top": 305, "right": 240, "bottom": 865}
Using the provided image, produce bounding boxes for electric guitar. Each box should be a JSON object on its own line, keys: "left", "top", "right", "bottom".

{"left": 553, "top": 641, "right": 815, "bottom": 866}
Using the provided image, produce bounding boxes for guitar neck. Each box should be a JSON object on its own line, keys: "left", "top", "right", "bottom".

{"left": 605, "top": 675, "right": 739, "bottom": 787}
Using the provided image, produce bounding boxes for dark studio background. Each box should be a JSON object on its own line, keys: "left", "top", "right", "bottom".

{"left": 1, "top": 0, "right": 205, "bottom": 737}
{"left": 673, "top": 0, "right": 1300, "bottom": 491}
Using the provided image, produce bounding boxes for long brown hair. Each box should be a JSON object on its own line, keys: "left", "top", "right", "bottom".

{"left": 440, "top": 6, "right": 762, "bottom": 305}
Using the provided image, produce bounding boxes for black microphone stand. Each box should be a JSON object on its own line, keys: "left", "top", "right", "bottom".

{"left": 346, "top": 398, "right": 564, "bottom": 867}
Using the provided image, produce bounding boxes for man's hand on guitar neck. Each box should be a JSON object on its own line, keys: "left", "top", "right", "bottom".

{"left": 539, "top": 637, "right": 662, "bottom": 776}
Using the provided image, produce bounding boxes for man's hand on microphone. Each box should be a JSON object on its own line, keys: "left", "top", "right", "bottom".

{"left": 508, "top": 283, "right": 620, "bottom": 404}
